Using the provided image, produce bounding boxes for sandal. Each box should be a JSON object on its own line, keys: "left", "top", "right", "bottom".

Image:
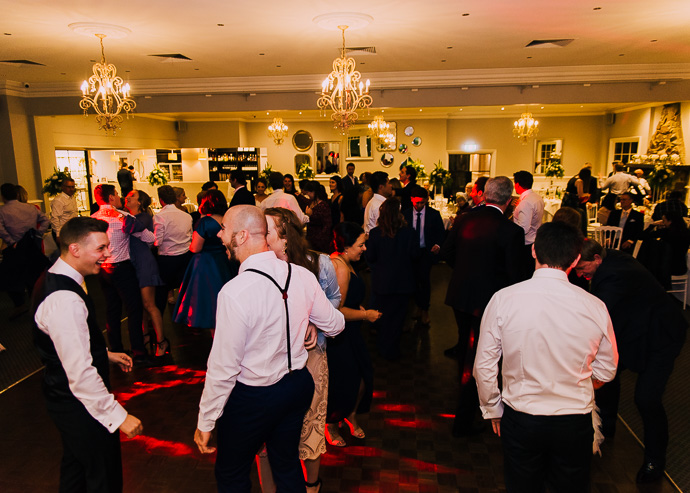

{"left": 305, "top": 477, "right": 322, "bottom": 493}
{"left": 344, "top": 418, "right": 366, "bottom": 439}
{"left": 326, "top": 423, "right": 346, "bottom": 447}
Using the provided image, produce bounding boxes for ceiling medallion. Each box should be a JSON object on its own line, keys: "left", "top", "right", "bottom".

{"left": 267, "top": 117, "right": 289, "bottom": 145}
{"left": 315, "top": 14, "right": 373, "bottom": 133}
{"left": 513, "top": 112, "right": 539, "bottom": 144}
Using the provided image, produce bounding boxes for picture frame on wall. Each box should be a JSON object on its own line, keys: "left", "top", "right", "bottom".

{"left": 315, "top": 142, "right": 340, "bottom": 175}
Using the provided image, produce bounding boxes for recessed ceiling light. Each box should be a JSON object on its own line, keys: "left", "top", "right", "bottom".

{"left": 195, "top": 68, "right": 200, "bottom": 71}
{"left": 419, "top": 109, "right": 423, "bottom": 112}
{"left": 276, "top": 65, "right": 281, "bottom": 67}
{"left": 650, "top": 40, "right": 657, "bottom": 43}
{"left": 580, "top": 105, "right": 584, "bottom": 108}
{"left": 583, "top": 83, "right": 591, "bottom": 87}
{"left": 540, "top": 106, "right": 544, "bottom": 109}
{"left": 205, "top": 94, "right": 212, "bottom": 97}
{"left": 259, "top": 53, "right": 265, "bottom": 56}
{"left": 593, "top": 7, "right": 602, "bottom": 10}
{"left": 360, "top": 62, "right": 365, "bottom": 65}
{"left": 411, "top": 88, "right": 418, "bottom": 92}
{"left": 217, "top": 24, "right": 224, "bottom": 27}
{"left": 145, "top": 96, "right": 152, "bottom": 99}
{"left": 381, "top": 110, "right": 385, "bottom": 113}
{"left": 501, "top": 107, "right": 505, "bottom": 111}
{"left": 459, "top": 108, "right": 463, "bottom": 111}
{"left": 125, "top": 70, "right": 130, "bottom": 73}
{"left": 299, "top": 112, "right": 302, "bottom": 115}
{"left": 60, "top": 72, "right": 66, "bottom": 75}
{"left": 527, "top": 56, "right": 533, "bottom": 59}
{"left": 447, "top": 46, "right": 453, "bottom": 49}
{"left": 532, "top": 85, "right": 539, "bottom": 89}
{"left": 266, "top": 112, "right": 269, "bottom": 115}
{"left": 461, "top": 87, "right": 468, "bottom": 90}
{"left": 441, "top": 59, "right": 446, "bottom": 62}
{"left": 619, "top": 53, "right": 625, "bottom": 56}
{"left": 4, "top": 33, "right": 11, "bottom": 36}
{"left": 462, "top": 13, "right": 470, "bottom": 16}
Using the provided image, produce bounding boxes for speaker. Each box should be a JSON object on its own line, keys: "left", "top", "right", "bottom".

{"left": 605, "top": 113, "right": 616, "bottom": 125}
{"left": 175, "top": 121, "right": 188, "bottom": 133}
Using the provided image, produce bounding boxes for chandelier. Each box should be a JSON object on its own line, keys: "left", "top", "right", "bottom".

{"left": 79, "top": 34, "right": 136, "bottom": 135}
{"left": 368, "top": 116, "right": 390, "bottom": 145}
{"left": 317, "top": 25, "right": 372, "bottom": 132}
{"left": 267, "top": 118, "right": 289, "bottom": 145}
{"left": 513, "top": 112, "right": 539, "bottom": 144}
{"left": 382, "top": 132, "right": 396, "bottom": 149}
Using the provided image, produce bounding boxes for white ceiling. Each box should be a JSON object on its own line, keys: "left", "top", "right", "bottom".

{"left": 2, "top": 0, "right": 690, "bottom": 118}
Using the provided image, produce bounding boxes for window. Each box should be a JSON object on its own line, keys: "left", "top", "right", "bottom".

{"left": 534, "top": 139, "right": 563, "bottom": 175}
{"left": 613, "top": 141, "right": 639, "bottom": 164}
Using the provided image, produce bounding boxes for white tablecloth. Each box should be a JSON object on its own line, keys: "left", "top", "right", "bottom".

{"left": 542, "top": 198, "right": 562, "bottom": 221}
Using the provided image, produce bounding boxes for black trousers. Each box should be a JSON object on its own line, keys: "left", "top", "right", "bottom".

{"left": 98, "top": 261, "right": 145, "bottom": 356}
{"left": 214, "top": 368, "right": 314, "bottom": 493}
{"left": 373, "top": 293, "right": 410, "bottom": 360}
{"left": 155, "top": 252, "right": 192, "bottom": 316}
{"left": 595, "top": 349, "right": 678, "bottom": 465}
{"left": 412, "top": 251, "right": 433, "bottom": 311}
{"left": 452, "top": 311, "right": 480, "bottom": 433}
{"left": 46, "top": 402, "right": 122, "bottom": 493}
{"left": 501, "top": 405, "right": 593, "bottom": 493}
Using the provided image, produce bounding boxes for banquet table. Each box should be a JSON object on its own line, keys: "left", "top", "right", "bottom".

{"left": 542, "top": 198, "right": 562, "bottom": 221}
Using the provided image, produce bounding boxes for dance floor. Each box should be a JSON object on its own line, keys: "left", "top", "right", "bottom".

{"left": 0, "top": 265, "right": 685, "bottom": 492}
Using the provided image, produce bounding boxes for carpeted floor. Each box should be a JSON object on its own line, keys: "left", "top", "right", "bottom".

{"left": 0, "top": 264, "right": 686, "bottom": 492}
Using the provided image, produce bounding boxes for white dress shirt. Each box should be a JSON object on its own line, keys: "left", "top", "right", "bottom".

{"left": 600, "top": 172, "right": 640, "bottom": 195}
{"left": 92, "top": 205, "right": 155, "bottom": 263}
{"left": 363, "top": 193, "right": 386, "bottom": 234}
{"left": 153, "top": 204, "right": 193, "bottom": 256}
{"left": 197, "top": 250, "right": 345, "bottom": 432}
{"left": 0, "top": 199, "right": 49, "bottom": 245}
{"left": 259, "top": 190, "right": 309, "bottom": 224}
{"left": 50, "top": 192, "right": 78, "bottom": 236}
{"left": 513, "top": 189, "right": 545, "bottom": 245}
{"left": 34, "top": 258, "right": 127, "bottom": 433}
{"left": 474, "top": 268, "right": 618, "bottom": 419}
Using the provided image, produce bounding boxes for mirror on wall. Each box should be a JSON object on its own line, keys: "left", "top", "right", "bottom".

{"left": 376, "top": 122, "right": 397, "bottom": 152}
{"left": 533, "top": 139, "right": 563, "bottom": 175}
{"left": 315, "top": 142, "right": 341, "bottom": 175}
{"left": 380, "top": 153, "right": 394, "bottom": 168}
{"left": 294, "top": 154, "right": 312, "bottom": 175}
{"left": 404, "top": 126, "right": 414, "bottom": 136}
{"left": 412, "top": 136, "right": 422, "bottom": 147}
{"left": 292, "top": 130, "right": 313, "bottom": 152}
{"left": 347, "top": 125, "right": 373, "bottom": 160}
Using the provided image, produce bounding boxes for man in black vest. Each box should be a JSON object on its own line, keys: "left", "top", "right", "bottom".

{"left": 33, "top": 217, "right": 143, "bottom": 492}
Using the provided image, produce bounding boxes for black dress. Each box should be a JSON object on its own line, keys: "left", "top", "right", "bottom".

{"left": 326, "top": 269, "right": 374, "bottom": 423}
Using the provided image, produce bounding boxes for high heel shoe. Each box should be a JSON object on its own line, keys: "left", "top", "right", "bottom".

{"left": 325, "top": 423, "right": 346, "bottom": 447}
{"left": 344, "top": 418, "right": 366, "bottom": 439}
{"left": 153, "top": 338, "right": 170, "bottom": 358}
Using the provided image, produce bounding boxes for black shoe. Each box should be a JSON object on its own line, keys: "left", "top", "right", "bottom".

{"left": 636, "top": 462, "right": 664, "bottom": 483}
{"left": 133, "top": 354, "right": 155, "bottom": 368}
{"left": 444, "top": 344, "right": 460, "bottom": 359}
{"left": 452, "top": 423, "right": 485, "bottom": 438}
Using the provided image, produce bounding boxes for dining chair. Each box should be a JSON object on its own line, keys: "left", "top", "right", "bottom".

{"left": 632, "top": 240, "right": 643, "bottom": 258}
{"left": 587, "top": 203, "right": 599, "bottom": 224}
{"left": 593, "top": 226, "right": 623, "bottom": 250}
{"left": 668, "top": 274, "right": 688, "bottom": 309}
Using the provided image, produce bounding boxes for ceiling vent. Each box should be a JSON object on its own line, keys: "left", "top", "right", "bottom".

{"left": 525, "top": 39, "right": 575, "bottom": 48}
{"left": 0, "top": 59, "right": 46, "bottom": 66}
{"left": 345, "top": 46, "right": 377, "bottom": 56}
{"left": 148, "top": 53, "right": 192, "bottom": 62}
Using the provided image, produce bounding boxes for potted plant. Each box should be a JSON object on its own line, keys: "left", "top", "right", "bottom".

{"left": 428, "top": 161, "right": 452, "bottom": 196}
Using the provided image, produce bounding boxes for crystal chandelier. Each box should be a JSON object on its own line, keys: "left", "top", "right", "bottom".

{"left": 267, "top": 118, "right": 289, "bottom": 145}
{"left": 368, "top": 116, "right": 390, "bottom": 145}
{"left": 382, "top": 132, "right": 396, "bottom": 149}
{"left": 79, "top": 34, "right": 136, "bottom": 135}
{"left": 513, "top": 112, "right": 539, "bottom": 144}
{"left": 317, "top": 25, "right": 372, "bottom": 132}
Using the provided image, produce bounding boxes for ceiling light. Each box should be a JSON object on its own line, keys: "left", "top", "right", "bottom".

{"left": 513, "top": 112, "right": 539, "bottom": 144}
{"left": 368, "top": 116, "right": 390, "bottom": 145}
{"left": 267, "top": 117, "right": 288, "bottom": 146}
{"left": 168, "top": 151, "right": 178, "bottom": 160}
{"left": 317, "top": 24, "right": 372, "bottom": 132}
{"left": 78, "top": 33, "right": 135, "bottom": 135}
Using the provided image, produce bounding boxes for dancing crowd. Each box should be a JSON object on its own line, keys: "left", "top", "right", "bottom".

{"left": 0, "top": 160, "right": 687, "bottom": 492}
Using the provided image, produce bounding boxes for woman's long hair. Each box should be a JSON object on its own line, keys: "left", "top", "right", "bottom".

{"left": 377, "top": 197, "right": 407, "bottom": 238}
{"left": 199, "top": 189, "right": 228, "bottom": 216}
{"left": 136, "top": 190, "right": 153, "bottom": 216}
{"left": 264, "top": 207, "right": 319, "bottom": 277}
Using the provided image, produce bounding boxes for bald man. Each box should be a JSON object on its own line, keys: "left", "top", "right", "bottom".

{"left": 194, "top": 205, "right": 345, "bottom": 492}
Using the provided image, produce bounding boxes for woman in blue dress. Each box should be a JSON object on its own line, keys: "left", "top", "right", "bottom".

{"left": 173, "top": 190, "right": 237, "bottom": 335}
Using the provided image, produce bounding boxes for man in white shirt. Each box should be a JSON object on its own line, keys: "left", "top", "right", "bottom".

{"left": 513, "top": 171, "right": 545, "bottom": 273}
{"left": 363, "top": 171, "right": 392, "bottom": 234}
{"left": 474, "top": 221, "right": 618, "bottom": 492}
{"left": 50, "top": 177, "right": 78, "bottom": 246}
{"left": 153, "top": 185, "right": 193, "bottom": 314}
{"left": 600, "top": 163, "right": 640, "bottom": 195}
{"left": 194, "top": 205, "right": 344, "bottom": 491}
{"left": 33, "top": 216, "right": 142, "bottom": 491}
{"left": 259, "top": 172, "right": 309, "bottom": 224}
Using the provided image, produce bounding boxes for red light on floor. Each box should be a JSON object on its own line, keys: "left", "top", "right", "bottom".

{"left": 400, "top": 457, "right": 459, "bottom": 474}
{"left": 377, "top": 403, "right": 416, "bottom": 413}
{"left": 124, "top": 435, "right": 197, "bottom": 457}
{"left": 438, "top": 413, "right": 455, "bottom": 419}
{"left": 372, "top": 390, "right": 387, "bottom": 399}
{"left": 384, "top": 418, "right": 433, "bottom": 430}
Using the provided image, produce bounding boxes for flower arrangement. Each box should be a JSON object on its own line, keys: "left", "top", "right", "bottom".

{"left": 42, "top": 167, "right": 72, "bottom": 197}
{"left": 147, "top": 166, "right": 169, "bottom": 187}
{"left": 405, "top": 158, "right": 427, "bottom": 179}
{"left": 544, "top": 152, "right": 565, "bottom": 178}
{"left": 428, "top": 161, "right": 452, "bottom": 189}
{"left": 259, "top": 163, "right": 274, "bottom": 183}
{"left": 296, "top": 162, "right": 314, "bottom": 180}
{"left": 647, "top": 163, "right": 675, "bottom": 189}
{"left": 630, "top": 153, "right": 682, "bottom": 165}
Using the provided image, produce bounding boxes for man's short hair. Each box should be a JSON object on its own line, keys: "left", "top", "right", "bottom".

{"left": 534, "top": 222, "right": 584, "bottom": 270}
{"left": 346, "top": 163, "right": 355, "bottom": 170}
{"left": 59, "top": 217, "right": 108, "bottom": 253}
{"left": 369, "top": 171, "right": 389, "bottom": 193}
{"left": 614, "top": 163, "right": 625, "bottom": 172}
{"left": 410, "top": 185, "right": 429, "bottom": 200}
{"left": 475, "top": 176, "right": 489, "bottom": 193}
{"left": 93, "top": 184, "right": 116, "bottom": 205}
{"left": 158, "top": 185, "right": 177, "bottom": 205}
{"left": 230, "top": 170, "right": 246, "bottom": 185}
{"left": 268, "top": 171, "right": 284, "bottom": 190}
{"left": 484, "top": 176, "right": 514, "bottom": 205}
{"left": 553, "top": 207, "right": 583, "bottom": 230}
{"left": 404, "top": 165, "right": 417, "bottom": 182}
{"left": 128, "top": 165, "right": 134, "bottom": 171}
{"left": 201, "top": 181, "right": 217, "bottom": 191}
{"left": 580, "top": 238, "right": 604, "bottom": 262}
{"left": 620, "top": 192, "right": 634, "bottom": 201}
{"left": 1, "top": 183, "right": 17, "bottom": 201}
{"left": 513, "top": 170, "right": 534, "bottom": 190}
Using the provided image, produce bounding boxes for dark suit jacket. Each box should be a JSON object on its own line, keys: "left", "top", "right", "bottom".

{"left": 395, "top": 182, "right": 415, "bottom": 212}
{"left": 342, "top": 174, "right": 359, "bottom": 195}
{"left": 403, "top": 205, "right": 446, "bottom": 261}
{"left": 590, "top": 249, "right": 687, "bottom": 372}
{"left": 606, "top": 209, "right": 644, "bottom": 246}
{"left": 229, "top": 186, "right": 256, "bottom": 208}
{"left": 365, "top": 225, "right": 420, "bottom": 295}
{"left": 440, "top": 205, "right": 526, "bottom": 316}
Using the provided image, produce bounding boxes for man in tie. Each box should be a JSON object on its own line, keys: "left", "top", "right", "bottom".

{"left": 606, "top": 192, "right": 643, "bottom": 253}
{"left": 403, "top": 186, "right": 445, "bottom": 326}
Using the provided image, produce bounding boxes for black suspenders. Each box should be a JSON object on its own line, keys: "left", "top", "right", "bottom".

{"left": 245, "top": 263, "right": 294, "bottom": 373}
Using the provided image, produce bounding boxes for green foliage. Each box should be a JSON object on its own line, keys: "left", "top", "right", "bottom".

{"left": 544, "top": 152, "right": 565, "bottom": 178}
{"left": 647, "top": 163, "right": 675, "bottom": 189}
{"left": 42, "top": 168, "right": 72, "bottom": 197}
{"left": 428, "top": 161, "right": 452, "bottom": 189}
{"left": 147, "top": 166, "right": 169, "bottom": 187}
{"left": 296, "top": 162, "right": 314, "bottom": 179}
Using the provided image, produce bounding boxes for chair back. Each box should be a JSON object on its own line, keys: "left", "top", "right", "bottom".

{"left": 587, "top": 203, "right": 598, "bottom": 224}
{"left": 593, "top": 226, "right": 623, "bottom": 250}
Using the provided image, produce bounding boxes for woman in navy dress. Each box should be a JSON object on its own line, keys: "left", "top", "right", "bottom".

{"left": 173, "top": 190, "right": 237, "bottom": 335}
{"left": 326, "top": 222, "right": 381, "bottom": 447}
{"left": 124, "top": 190, "right": 168, "bottom": 357}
